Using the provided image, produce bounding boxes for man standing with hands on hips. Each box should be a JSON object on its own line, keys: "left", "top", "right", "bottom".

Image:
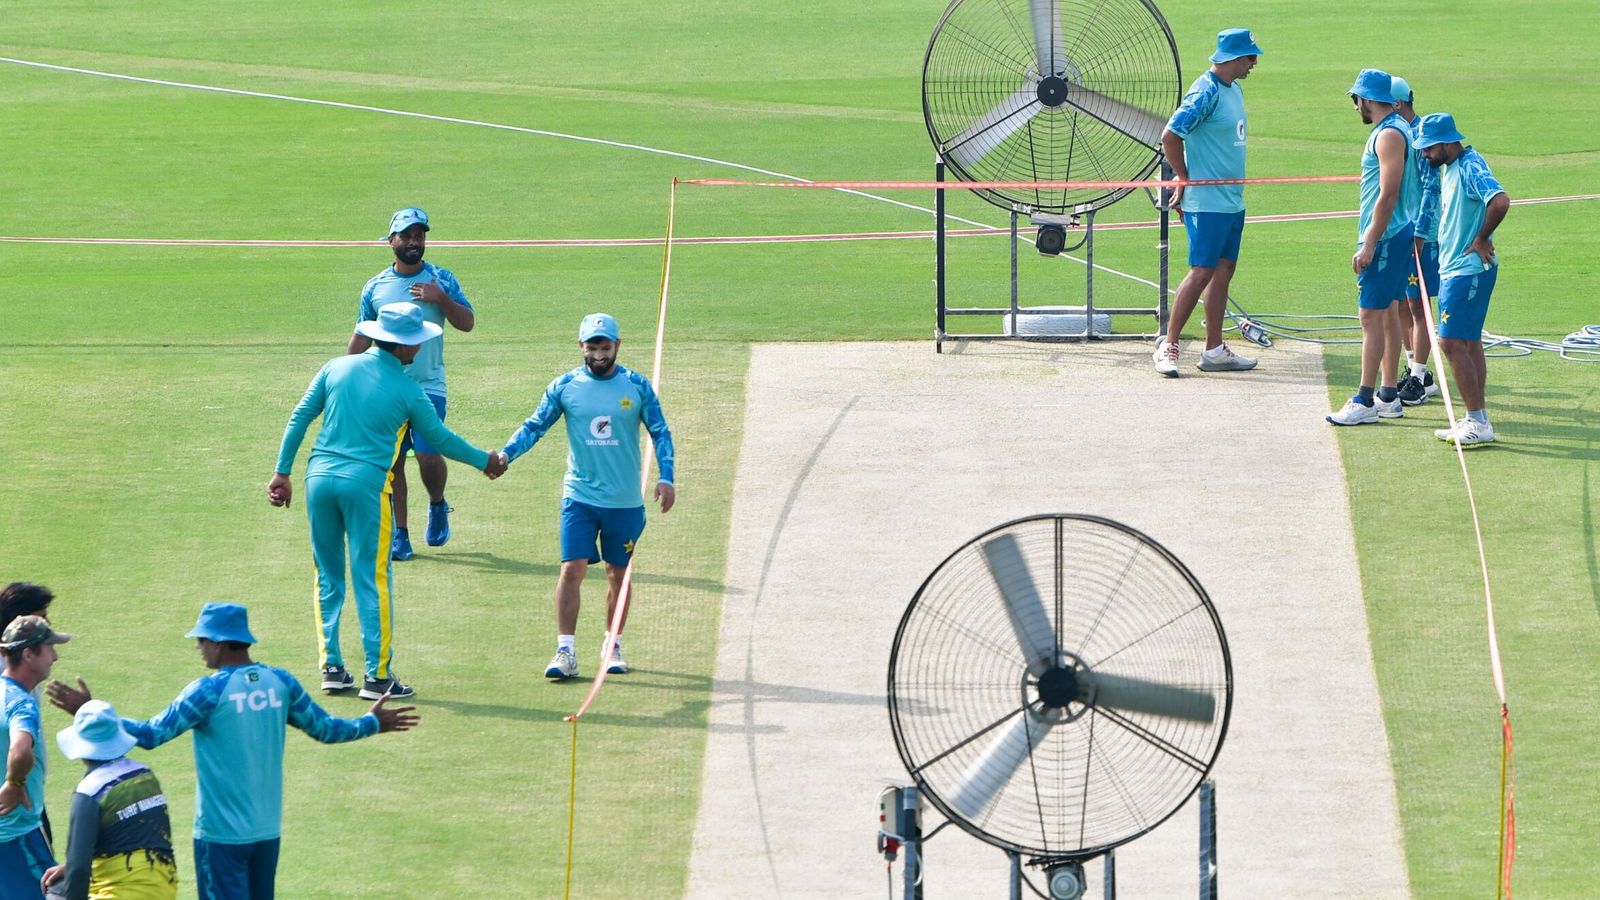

{"left": 1154, "top": 27, "right": 1262, "bottom": 377}
{"left": 1414, "top": 113, "right": 1510, "bottom": 445}
{"left": 496, "top": 313, "right": 676, "bottom": 681}
{"left": 349, "top": 207, "right": 477, "bottom": 561}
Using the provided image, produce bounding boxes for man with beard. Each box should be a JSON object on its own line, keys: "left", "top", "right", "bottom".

{"left": 1326, "top": 69, "right": 1421, "bottom": 427}
{"left": 1414, "top": 113, "right": 1510, "bottom": 446}
{"left": 348, "top": 207, "right": 476, "bottom": 562}
{"left": 496, "top": 313, "right": 676, "bottom": 681}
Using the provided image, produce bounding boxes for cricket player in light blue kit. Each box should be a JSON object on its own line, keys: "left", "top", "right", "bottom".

{"left": 1328, "top": 68, "right": 1422, "bottom": 426}
{"left": 1392, "top": 77, "right": 1442, "bottom": 405}
{"left": 1415, "top": 113, "right": 1510, "bottom": 446}
{"left": 272, "top": 303, "right": 505, "bottom": 700}
{"left": 0, "top": 616, "right": 68, "bottom": 900}
{"left": 1154, "top": 27, "right": 1261, "bottom": 378}
{"left": 499, "top": 313, "right": 676, "bottom": 680}
{"left": 47, "top": 603, "right": 418, "bottom": 900}
{"left": 349, "top": 207, "right": 477, "bottom": 562}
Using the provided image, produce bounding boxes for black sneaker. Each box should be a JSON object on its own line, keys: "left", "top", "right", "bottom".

{"left": 1397, "top": 374, "right": 1427, "bottom": 406}
{"left": 321, "top": 665, "right": 355, "bottom": 693}
{"left": 359, "top": 675, "right": 416, "bottom": 700}
{"left": 1422, "top": 368, "right": 1439, "bottom": 398}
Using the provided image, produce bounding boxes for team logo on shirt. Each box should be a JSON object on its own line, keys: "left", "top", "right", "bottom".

{"left": 620, "top": 397, "right": 632, "bottom": 410}
{"left": 1235, "top": 119, "right": 1246, "bottom": 142}
{"left": 588, "top": 416, "right": 619, "bottom": 446}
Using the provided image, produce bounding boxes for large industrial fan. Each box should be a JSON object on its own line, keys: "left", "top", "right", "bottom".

{"left": 921, "top": 0, "right": 1183, "bottom": 349}
{"left": 922, "top": 0, "right": 1181, "bottom": 215}
{"left": 887, "top": 514, "right": 1231, "bottom": 896}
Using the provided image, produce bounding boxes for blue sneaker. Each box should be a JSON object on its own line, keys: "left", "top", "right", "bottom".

{"left": 390, "top": 528, "right": 414, "bottom": 561}
{"left": 425, "top": 500, "right": 451, "bottom": 547}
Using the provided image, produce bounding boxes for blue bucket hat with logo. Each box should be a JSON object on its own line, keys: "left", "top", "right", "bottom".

{"left": 185, "top": 602, "right": 258, "bottom": 645}
{"left": 1413, "top": 113, "right": 1467, "bottom": 149}
{"left": 1209, "top": 28, "right": 1263, "bottom": 64}
{"left": 1349, "top": 68, "right": 1395, "bottom": 104}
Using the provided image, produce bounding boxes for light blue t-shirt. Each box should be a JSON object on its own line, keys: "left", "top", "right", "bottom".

{"left": 0, "top": 676, "right": 45, "bottom": 841}
{"left": 358, "top": 261, "right": 471, "bottom": 397}
{"left": 1164, "top": 71, "right": 1247, "bottom": 214}
{"left": 1436, "top": 147, "right": 1505, "bottom": 278}
{"left": 1358, "top": 111, "right": 1420, "bottom": 244}
{"left": 276, "top": 348, "right": 490, "bottom": 491}
{"left": 1404, "top": 116, "right": 1442, "bottom": 243}
{"left": 503, "top": 363, "right": 676, "bottom": 509}
{"left": 123, "top": 664, "right": 377, "bottom": 844}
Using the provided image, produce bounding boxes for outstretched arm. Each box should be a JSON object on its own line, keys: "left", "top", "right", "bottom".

{"left": 502, "top": 381, "right": 566, "bottom": 465}
{"left": 283, "top": 673, "right": 383, "bottom": 743}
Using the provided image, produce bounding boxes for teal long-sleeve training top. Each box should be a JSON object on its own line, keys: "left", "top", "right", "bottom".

{"left": 276, "top": 348, "right": 489, "bottom": 490}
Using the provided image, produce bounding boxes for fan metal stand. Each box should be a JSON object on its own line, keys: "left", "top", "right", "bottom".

{"left": 933, "top": 158, "right": 1175, "bottom": 353}
{"left": 883, "top": 780, "right": 1219, "bottom": 899}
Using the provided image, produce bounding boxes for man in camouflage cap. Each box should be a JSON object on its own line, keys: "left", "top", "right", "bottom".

{"left": 1, "top": 615, "right": 70, "bottom": 898}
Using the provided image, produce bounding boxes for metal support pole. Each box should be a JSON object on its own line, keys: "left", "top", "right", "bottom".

{"left": 1158, "top": 160, "right": 1173, "bottom": 336}
{"left": 1082, "top": 209, "right": 1096, "bottom": 342}
{"left": 935, "top": 158, "right": 947, "bottom": 353}
{"left": 1199, "top": 780, "right": 1217, "bottom": 900}
{"left": 903, "top": 786, "right": 923, "bottom": 900}
{"left": 1103, "top": 850, "right": 1116, "bottom": 899}
{"left": 1009, "top": 207, "right": 1019, "bottom": 336}
{"left": 1009, "top": 851, "right": 1022, "bottom": 900}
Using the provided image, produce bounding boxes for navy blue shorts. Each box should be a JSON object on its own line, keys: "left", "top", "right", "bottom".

{"left": 1357, "top": 228, "right": 1415, "bottom": 310}
{"left": 1182, "top": 210, "right": 1245, "bottom": 268}
{"left": 561, "top": 498, "right": 646, "bottom": 567}
{"left": 1438, "top": 268, "right": 1498, "bottom": 341}
{"left": 1405, "top": 240, "right": 1440, "bottom": 302}
{"left": 399, "top": 392, "right": 448, "bottom": 457}
{"left": 195, "top": 837, "right": 280, "bottom": 900}
{"left": 0, "top": 828, "right": 54, "bottom": 898}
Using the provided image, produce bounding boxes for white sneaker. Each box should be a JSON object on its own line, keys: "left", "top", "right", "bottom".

{"left": 1326, "top": 397, "right": 1379, "bottom": 426}
{"left": 545, "top": 646, "right": 578, "bottom": 680}
{"left": 1374, "top": 395, "right": 1404, "bottom": 419}
{"left": 1195, "top": 343, "right": 1257, "bottom": 372}
{"left": 605, "top": 645, "right": 628, "bottom": 675}
{"left": 1438, "top": 418, "right": 1496, "bottom": 445}
{"left": 1153, "top": 338, "right": 1179, "bottom": 377}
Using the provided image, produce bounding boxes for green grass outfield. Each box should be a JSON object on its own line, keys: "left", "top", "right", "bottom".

{"left": 3, "top": 1, "right": 1597, "bottom": 896}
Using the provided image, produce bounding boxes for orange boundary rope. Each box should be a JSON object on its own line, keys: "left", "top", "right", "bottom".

{"left": 1412, "top": 248, "right": 1516, "bottom": 897}
{"left": 678, "top": 174, "right": 1358, "bottom": 190}
{"left": 560, "top": 179, "right": 678, "bottom": 896}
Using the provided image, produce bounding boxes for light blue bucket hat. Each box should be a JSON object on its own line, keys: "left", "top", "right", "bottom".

{"left": 185, "top": 602, "right": 258, "bottom": 645}
{"left": 1413, "top": 113, "right": 1467, "bottom": 149}
{"left": 1349, "top": 68, "right": 1395, "bottom": 104}
{"left": 1209, "top": 28, "right": 1263, "bottom": 64}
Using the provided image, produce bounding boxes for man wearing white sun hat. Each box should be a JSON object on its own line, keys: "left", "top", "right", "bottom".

{"left": 271, "top": 302, "right": 507, "bottom": 700}
{"left": 40, "top": 700, "right": 178, "bottom": 899}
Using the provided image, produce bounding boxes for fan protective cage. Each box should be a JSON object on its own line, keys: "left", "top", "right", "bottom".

{"left": 923, "top": 0, "right": 1180, "bottom": 214}
{"left": 888, "top": 514, "right": 1232, "bottom": 859}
